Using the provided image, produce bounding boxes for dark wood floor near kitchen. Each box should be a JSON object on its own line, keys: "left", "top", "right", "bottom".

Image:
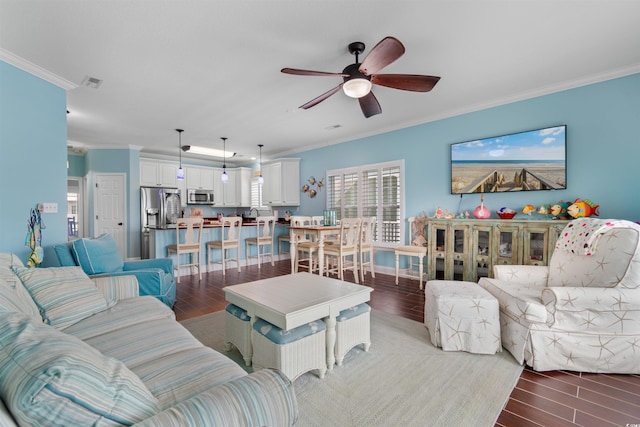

{"left": 173, "top": 260, "right": 640, "bottom": 427}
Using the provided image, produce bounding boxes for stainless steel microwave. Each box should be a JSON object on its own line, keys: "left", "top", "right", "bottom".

{"left": 186, "top": 188, "right": 214, "bottom": 205}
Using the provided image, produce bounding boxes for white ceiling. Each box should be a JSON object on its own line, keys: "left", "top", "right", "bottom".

{"left": 1, "top": 0, "right": 639, "bottom": 166}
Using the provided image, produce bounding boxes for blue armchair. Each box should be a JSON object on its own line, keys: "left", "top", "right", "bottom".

{"left": 54, "top": 234, "right": 177, "bottom": 307}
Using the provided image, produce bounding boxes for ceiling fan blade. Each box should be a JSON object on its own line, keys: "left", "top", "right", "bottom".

{"left": 358, "top": 91, "right": 382, "bottom": 118}
{"left": 371, "top": 74, "right": 441, "bottom": 92}
{"left": 358, "top": 36, "right": 405, "bottom": 76}
{"left": 299, "top": 84, "right": 344, "bottom": 109}
{"left": 281, "top": 68, "right": 349, "bottom": 77}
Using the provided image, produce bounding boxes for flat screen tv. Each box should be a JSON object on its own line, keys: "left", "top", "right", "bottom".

{"left": 450, "top": 125, "right": 567, "bottom": 194}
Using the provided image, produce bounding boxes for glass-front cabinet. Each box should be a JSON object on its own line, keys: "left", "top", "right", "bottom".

{"left": 427, "top": 219, "right": 569, "bottom": 281}
{"left": 473, "top": 225, "right": 493, "bottom": 281}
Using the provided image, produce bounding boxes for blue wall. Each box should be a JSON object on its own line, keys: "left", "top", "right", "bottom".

{"left": 0, "top": 61, "right": 68, "bottom": 266}
{"left": 2, "top": 58, "right": 638, "bottom": 268}
{"left": 295, "top": 73, "right": 640, "bottom": 224}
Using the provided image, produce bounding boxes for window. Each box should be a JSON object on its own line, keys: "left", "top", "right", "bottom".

{"left": 327, "top": 160, "right": 404, "bottom": 247}
{"left": 250, "top": 178, "right": 264, "bottom": 208}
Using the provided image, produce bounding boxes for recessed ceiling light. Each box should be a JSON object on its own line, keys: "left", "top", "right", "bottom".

{"left": 324, "top": 124, "right": 342, "bottom": 130}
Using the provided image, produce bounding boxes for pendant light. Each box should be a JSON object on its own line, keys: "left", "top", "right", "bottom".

{"left": 221, "top": 137, "right": 229, "bottom": 183}
{"left": 258, "top": 144, "right": 264, "bottom": 186}
{"left": 176, "top": 129, "right": 185, "bottom": 180}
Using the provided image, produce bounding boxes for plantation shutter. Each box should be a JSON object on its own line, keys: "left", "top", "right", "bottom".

{"left": 326, "top": 160, "right": 404, "bottom": 247}
{"left": 381, "top": 166, "right": 401, "bottom": 244}
{"left": 251, "top": 178, "right": 263, "bottom": 208}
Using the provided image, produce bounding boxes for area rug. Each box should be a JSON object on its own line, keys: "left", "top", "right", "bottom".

{"left": 180, "top": 310, "right": 523, "bottom": 427}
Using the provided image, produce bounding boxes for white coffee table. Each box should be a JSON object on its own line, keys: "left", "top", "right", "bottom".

{"left": 223, "top": 272, "right": 373, "bottom": 370}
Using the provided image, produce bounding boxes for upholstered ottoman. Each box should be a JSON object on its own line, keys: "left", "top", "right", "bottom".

{"left": 424, "top": 280, "right": 501, "bottom": 354}
{"left": 225, "top": 304, "right": 252, "bottom": 366}
{"left": 335, "top": 303, "right": 371, "bottom": 366}
{"left": 251, "top": 318, "right": 327, "bottom": 381}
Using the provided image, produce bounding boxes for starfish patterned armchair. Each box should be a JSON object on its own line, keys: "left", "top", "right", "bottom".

{"left": 478, "top": 218, "right": 640, "bottom": 373}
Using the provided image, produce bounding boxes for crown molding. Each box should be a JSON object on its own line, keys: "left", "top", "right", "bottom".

{"left": 0, "top": 48, "right": 78, "bottom": 90}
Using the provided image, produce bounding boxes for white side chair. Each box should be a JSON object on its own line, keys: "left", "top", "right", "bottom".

{"left": 245, "top": 216, "right": 276, "bottom": 269}
{"left": 167, "top": 217, "right": 204, "bottom": 283}
{"left": 292, "top": 216, "right": 318, "bottom": 273}
{"left": 206, "top": 217, "right": 242, "bottom": 275}
{"left": 394, "top": 216, "right": 427, "bottom": 290}
{"left": 358, "top": 216, "right": 376, "bottom": 282}
{"left": 324, "top": 217, "right": 361, "bottom": 283}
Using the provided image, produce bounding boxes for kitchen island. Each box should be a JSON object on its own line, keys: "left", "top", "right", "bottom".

{"left": 148, "top": 220, "right": 290, "bottom": 275}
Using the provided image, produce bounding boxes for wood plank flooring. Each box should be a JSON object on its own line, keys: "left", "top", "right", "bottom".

{"left": 173, "top": 260, "right": 640, "bottom": 427}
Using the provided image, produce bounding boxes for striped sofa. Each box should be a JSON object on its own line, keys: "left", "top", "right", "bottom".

{"left": 0, "top": 253, "right": 298, "bottom": 426}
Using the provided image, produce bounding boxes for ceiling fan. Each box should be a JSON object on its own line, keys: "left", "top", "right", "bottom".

{"left": 281, "top": 36, "right": 440, "bottom": 118}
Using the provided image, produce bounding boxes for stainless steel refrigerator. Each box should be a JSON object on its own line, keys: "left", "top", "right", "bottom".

{"left": 140, "top": 186, "right": 181, "bottom": 259}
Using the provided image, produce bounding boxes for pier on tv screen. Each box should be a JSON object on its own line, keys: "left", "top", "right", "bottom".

{"left": 450, "top": 125, "right": 567, "bottom": 194}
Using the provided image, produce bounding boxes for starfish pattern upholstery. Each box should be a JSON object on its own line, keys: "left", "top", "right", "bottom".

{"left": 478, "top": 218, "right": 640, "bottom": 373}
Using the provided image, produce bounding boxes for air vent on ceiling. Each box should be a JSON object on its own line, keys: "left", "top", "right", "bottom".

{"left": 81, "top": 75, "right": 103, "bottom": 89}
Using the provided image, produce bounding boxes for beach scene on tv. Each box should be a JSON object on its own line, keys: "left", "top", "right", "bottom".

{"left": 451, "top": 125, "right": 567, "bottom": 194}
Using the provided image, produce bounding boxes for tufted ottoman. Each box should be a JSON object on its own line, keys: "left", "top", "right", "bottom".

{"left": 424, "top": 280, "right": 501, "bottom": 355}
{"left": 251, "top": 318, "right": 327, "bottom": 381}
{"left": 224, "top": 304, "right": 252, "bottom": 366}
{"left": 335, "top": 303, "right": 371, "bottom": 366}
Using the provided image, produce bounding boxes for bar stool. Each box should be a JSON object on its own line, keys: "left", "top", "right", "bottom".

{"left": 167, "top": 217, "right": 203, "bottom": 283}
{"left": 324, "top": 217, "right": 361, "bottom": 283}
{"left": 245, "top": 216, "right": 276, "bottom": 268}
{"left": 358, "top": 216, "right": 376, "bottom": 282}
{"left": 206, "top": 217, "right": 242, "bottom": 275}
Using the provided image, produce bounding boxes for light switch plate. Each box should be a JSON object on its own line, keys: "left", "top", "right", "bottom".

{"left": 41, "top": 203, "right": 58, "bottom": 213}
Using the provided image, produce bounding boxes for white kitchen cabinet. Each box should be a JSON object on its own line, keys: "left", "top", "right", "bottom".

{"left": 262, "top": 158, "right": 300, "bottom": 206}
{"left": 186, "top": 166, "right": 214, "bottom": 190}
{"left": 140, "top": 160, "right": 178, "bottom": 187}
{"left": 213, "top": 167, "right": 251, "bottom": 207}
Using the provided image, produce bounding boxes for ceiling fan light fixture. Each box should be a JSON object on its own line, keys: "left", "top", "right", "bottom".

{"left": 342, "top": 78, "right": 372, "bottom": 98}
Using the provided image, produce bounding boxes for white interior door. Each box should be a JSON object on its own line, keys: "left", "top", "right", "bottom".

{"left": 94, "top": 173, "right": 126, "bottom": 258}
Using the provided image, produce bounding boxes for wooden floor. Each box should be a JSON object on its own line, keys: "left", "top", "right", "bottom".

{"left": 173, "top": 259, "right": 640, "bottom": 427}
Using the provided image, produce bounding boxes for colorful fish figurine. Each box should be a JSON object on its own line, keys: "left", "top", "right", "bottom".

{"left": 567, "top": 198, "right": 600, "bottom": 219}
{"left": 538, "top": 204, "right": 551, "bottom": 215}
{"left": 522, "top": 204, "right": 537, "bottom": 215}
{"left": 550, "top": 200, "right": 570, "bottom": 220}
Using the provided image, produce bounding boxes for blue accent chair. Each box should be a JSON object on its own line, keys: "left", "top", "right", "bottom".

{"left": 54, "top": 234, "right": 177, "bottom": 308}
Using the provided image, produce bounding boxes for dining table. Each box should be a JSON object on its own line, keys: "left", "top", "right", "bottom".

{"left": 289, "top": 224, "right": 341, "bottom": 276}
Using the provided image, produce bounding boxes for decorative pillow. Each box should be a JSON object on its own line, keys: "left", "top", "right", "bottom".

{"left": 0, "top": 276, "right": 41, "bottom": 319}
{"left": 12, "top": 266, "right": 109, "bottom": 329}
{"left": 0, "top": 253, "right": 24, "bottom": 270}
{"left": 71, "top": 233, "right": 124, "bottom": 275}
{"left": 0, "top": 312, "right": 159, "bottom": 426}
{"left": 53, "top": 242, "right": 76, "bottom": 267}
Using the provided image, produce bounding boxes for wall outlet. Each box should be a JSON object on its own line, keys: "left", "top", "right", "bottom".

{"left": 40, "top": 203, "right": 58, "bottom": 213}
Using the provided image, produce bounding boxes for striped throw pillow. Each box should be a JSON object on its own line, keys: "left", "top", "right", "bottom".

{"left": 0, "top": 312, "right": 159, "bottom": 426}
{"left": 13, "top": 266, "right": 109, "bottom": 329}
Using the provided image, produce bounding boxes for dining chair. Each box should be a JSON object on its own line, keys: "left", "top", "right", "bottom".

{"left": 206, "top": 217, "right": 242, "bottom": 275}
{"left": 323, "top": 217, "right": 361, "bottom": 283}
{"left": 358, "top": 216, "right": 376, "bottom": 282}
{"left": 291, "top": 216, "right": 317, "bottom": 273}
{"left": 245, "top": 216, "right": 276, "bottom": 269}
{"left": 394, "top": 216, "right": 427, "bottom": 289}
{"left": 167, "top": 217, "right": 204, "bottom": 283}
